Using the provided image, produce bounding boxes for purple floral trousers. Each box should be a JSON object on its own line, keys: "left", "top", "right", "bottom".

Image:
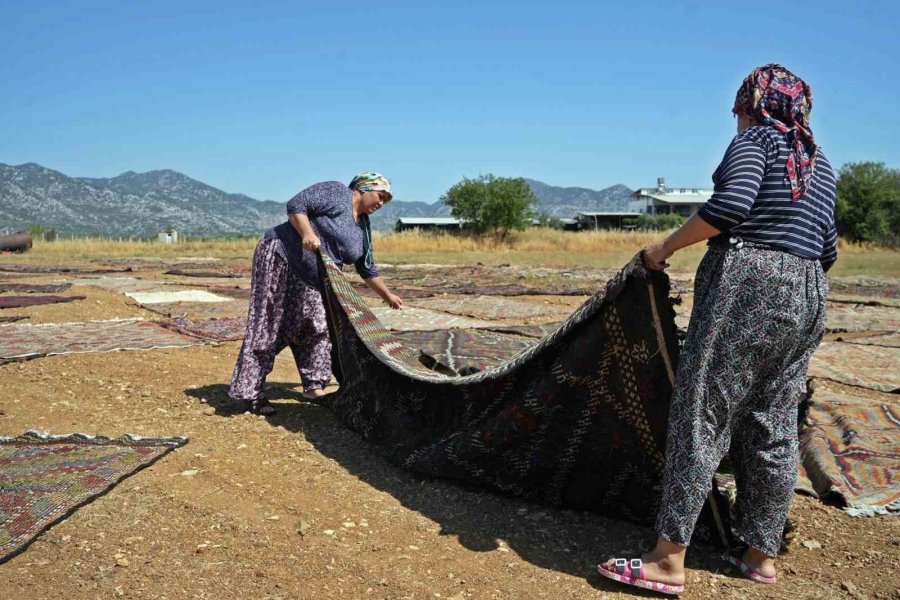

{"left": 229, "top": 237, "right": 332, "bottom": 401}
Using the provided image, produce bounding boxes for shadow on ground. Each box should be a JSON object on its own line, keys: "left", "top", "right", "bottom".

{"left": 186, "top": 383, "right": 728, "bottom": 593}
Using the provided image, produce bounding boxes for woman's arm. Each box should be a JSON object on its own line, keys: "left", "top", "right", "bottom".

{"left": 643, "top": 214, "right": 721, "bottom": 270}
{"left": 288, "top": 213, "right": 321, "bottom": 251}
{"left": 364, "top": 276, "right": 403, "bottom": 309}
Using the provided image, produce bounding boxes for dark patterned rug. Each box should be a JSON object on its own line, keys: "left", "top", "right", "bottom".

{"left": 0, "top": 283, "right": 72, "bottom": 294}
{"left": 485, "top": 322, "right": 564, "bottom": 339}
{"left": 317, "top": 251, "right": 732, "bottom": 546}
{"left": 0, "top": 316, "right": 28, "bottom": 323}
{"left": 0, "top": 431, "right": 186, "bottom": 564}
{"left": 0, "top": 295, "right": 85, "bottom": 309}
{"left": 394, "top": 328, "right": 536, "bottom": 374}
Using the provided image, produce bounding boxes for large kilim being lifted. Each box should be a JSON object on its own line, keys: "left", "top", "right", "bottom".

{"left": 0, "top": 431, "right": 186, "bottom": 563}
{"left": 317, "top": 252, "right": 732, "bottom": 545}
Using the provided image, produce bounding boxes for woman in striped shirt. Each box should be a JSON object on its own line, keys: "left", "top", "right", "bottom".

{"left": 599, "top": 65, "right": 835, "bottom": 595}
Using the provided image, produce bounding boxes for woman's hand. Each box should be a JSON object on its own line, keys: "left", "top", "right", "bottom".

{"left": 302, "top": 234, "right": 321, "bottom": 252}
{"left": 643, "top": 240, "right": 673, "bottom": 271}
{"left": 385, "top": 293, "right": 404, "bottom": 309}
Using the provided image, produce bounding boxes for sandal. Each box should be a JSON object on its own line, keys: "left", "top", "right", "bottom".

{"left": 301, "top": 389, "right": 328, "bottom": 401}
{"left": 245, "top": 399, "right": 276, "bottom": 416}
{"left": 597, "top": 558, "right": 685, "bottom": 595}
{"left": 723, "top": 550, "right": 777, "bottom": 585}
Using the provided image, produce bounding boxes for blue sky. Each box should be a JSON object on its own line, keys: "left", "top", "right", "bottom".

{"left": 2, "top": 1, "right": 897, "bottom": 204}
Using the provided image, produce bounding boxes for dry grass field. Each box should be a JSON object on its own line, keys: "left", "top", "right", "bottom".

{"left": 18, "top": 229, "right": 900, "bottom": 278}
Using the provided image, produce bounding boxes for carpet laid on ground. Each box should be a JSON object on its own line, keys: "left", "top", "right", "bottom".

{"left": 68, "top": 276, "right": 166, "bottom": 294}
{"left": 841, "top": 332, "right": 900, "bottom": 348}
{"left": 317, "top": 251, "right": 733, "bottom": 546}
{"left": 411, "top": 294, "right": 569, "bottom": 321}
{"left": 158, "top": 317, "right": 247, "bottom": 341}
{"left": 809, "top": 342, "right": 900, "bottom": 393}
{"left": 0, "top": 430, "right": 186, "bottom": 564}
{"left": 0, "top": 283, "right": 72, "bottom": 294}
{"left": 0, "top": 316, "right": 28, "bottom": 323}
{"left": 798, "top": 383, "right": 899, "bottom": 516}
{"left": 164, "top": 269, "right": 243, "bottom": 278}
{"left": 0, "top": 295, "right": 85, "bottom": 309}
{"left": 368, "top": 305, "right": 498, "bottom": 331}
{"left": 140, "top": 300, "right": 249, "bottom": 320}
{"left": 0, "top": 265, "right": 131, "bottom": 274}
{"left": 394, "top": 328, "right": 537, "bottom": 374}
{"left": 484, "top": 322, "right": 564, "bottom": 338}
{"left": 825, "top": 304, "right": 900, "bottom": 333}
{"left": 443, "top": 283, "right": 595, "bottom": 296}
{"left": 125, "top": 290, "right": 233, "bottom": 304}
{"left": 0, "top": 318, "right": 198, "bottom": 363}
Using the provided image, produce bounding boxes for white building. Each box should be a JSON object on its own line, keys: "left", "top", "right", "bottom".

{"left": 158, "top": 230, "right": 179, "bottom": 244}
{"left": 629, "top": 178, "right": 713, "bottom": 217}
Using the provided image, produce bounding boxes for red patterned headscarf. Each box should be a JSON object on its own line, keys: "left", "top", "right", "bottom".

{"left": 733, "top": 64, "right": 817, "bottom": 200}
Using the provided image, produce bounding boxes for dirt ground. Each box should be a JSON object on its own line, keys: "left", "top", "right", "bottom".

{"left": 1, "top": 265, "right": 899, "bottom": 600}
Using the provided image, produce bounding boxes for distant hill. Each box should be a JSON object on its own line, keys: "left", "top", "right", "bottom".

{"left": 0, "top": 163, "right": 284, "bottom": 237}
{"left": 0, "top": 162, "right": 634, "bottom": 236}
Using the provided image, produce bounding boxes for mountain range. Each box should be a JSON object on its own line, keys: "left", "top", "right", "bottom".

{"left": 0, "top": 162, "right": 634, "bottom": 237}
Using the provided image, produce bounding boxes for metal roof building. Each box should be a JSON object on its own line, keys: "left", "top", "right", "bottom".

{"left": 394, "top": 217, "right": 465, "bottom": 232}
{"left": 629, "top": 178, "right": 713, "bottom": 217}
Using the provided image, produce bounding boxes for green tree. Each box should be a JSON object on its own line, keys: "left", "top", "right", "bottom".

{"left": 441, "top": 175, "right": 538, "bottom": 240}
{"left": 26, "top": 224, "right": 57, "bottom": 241}
{"left": 835, "top": 162, "right": 900, "bottom": 246}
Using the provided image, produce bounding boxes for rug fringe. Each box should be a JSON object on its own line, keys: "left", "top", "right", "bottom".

{"left": 1, "top": 430, "right": 188, "bottom": 447}
{"left": 845, "top": 498, "right": 900, "bottom": 518}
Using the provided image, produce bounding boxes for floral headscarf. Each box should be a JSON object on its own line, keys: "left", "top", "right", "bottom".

{"left": 733, "top": 64, "right": 817, "bottom": 200}
{"left": 349, "top": 172, "right": 392, "bottom": 200}
{"left": 348, "top": 172, "right": 392, "bottom": 270}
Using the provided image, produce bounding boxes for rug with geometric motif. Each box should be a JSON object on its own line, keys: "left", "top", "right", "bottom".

{"left": 317, "top": 251, "right": 734, "bottom": 546}
{"left": 798, "top": 383, "right": 900, "bottom": 516}
{"left": 0, "top": 318, "right": 198, "bottom": 364}
{"left": 394, "top": 328, "right": 536, "bottom": 374}
{"left": 0, "top": 431, "right": 186, "bottom": 564}
{"left": 157, "top": 317, "right": 247, "bottom": 342}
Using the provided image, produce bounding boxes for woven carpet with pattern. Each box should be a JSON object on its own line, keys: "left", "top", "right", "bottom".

{"left": 394, "top": 328, "right": 537, "bottom": 374}
{"left": 158, "top": 317, "right": 247, "bottom": 342}
{"left": 798, "top": 382, "right": 899, "bottom": 516}
{"left": 317, "top": 251, "right": 733, "bottom": 546}
{"left": 0, "top": 318, "right": 198, "bottom": 364}
{"left": 0, "top": 431, "right": 186, "bottom": 563}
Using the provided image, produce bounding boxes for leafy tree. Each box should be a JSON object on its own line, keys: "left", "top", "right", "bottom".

{"left": 835, "top": 162, "right": 900, "bottom": 246}
{"left": 442, "top": 175, "right": 538, "bottom": 240}
{"left": 26, "top": 224, "right": 57, "bottom": 241}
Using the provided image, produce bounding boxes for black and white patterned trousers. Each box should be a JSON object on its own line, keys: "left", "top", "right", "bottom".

{"left": 655, "top": 241, "right": 827, "bottom": 557}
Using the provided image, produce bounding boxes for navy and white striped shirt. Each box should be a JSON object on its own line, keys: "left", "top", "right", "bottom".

{"left": 698, "top": 126, "right": 838, "bottom": 271}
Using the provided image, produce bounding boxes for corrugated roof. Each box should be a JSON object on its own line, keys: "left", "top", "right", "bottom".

{"left": 577, "top": 211, "right": 640, "bottom": 217}
{"left": 396, "top": 217, "right": 463, "bottom": 225}
{"left": 645, "top": 193, "right": 712, "bottom": 205}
